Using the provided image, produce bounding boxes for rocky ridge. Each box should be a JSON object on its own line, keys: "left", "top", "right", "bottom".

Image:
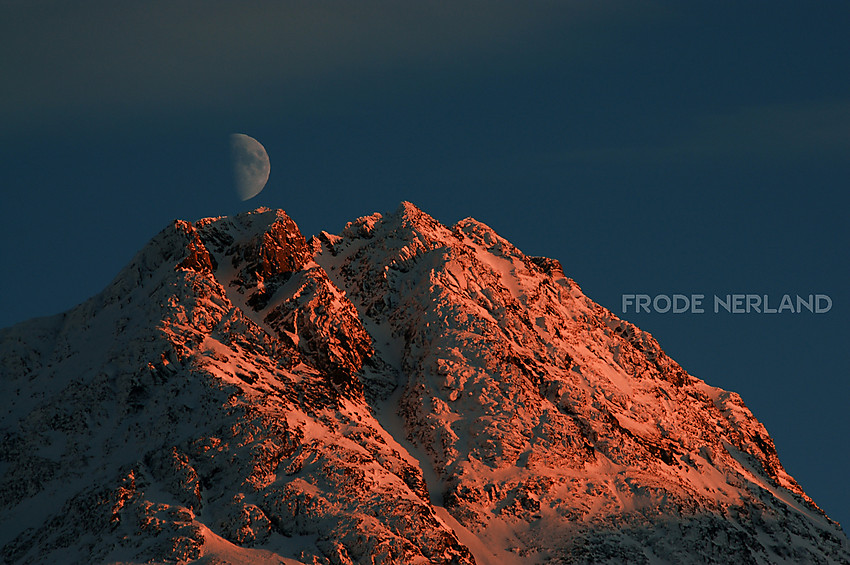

{"left": 0, "top": 203, "right": 847, "bottom": 564}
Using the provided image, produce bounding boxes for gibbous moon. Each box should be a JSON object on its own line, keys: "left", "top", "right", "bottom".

{"left": 230, "top": 133, "right": 270, "bottom": 201}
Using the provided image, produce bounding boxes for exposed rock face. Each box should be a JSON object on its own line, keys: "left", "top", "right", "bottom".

{"left": 1, "top": 203, "right": 847, "bottom": 564}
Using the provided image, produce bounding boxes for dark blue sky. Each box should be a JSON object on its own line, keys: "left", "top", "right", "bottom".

{"left": 2, "top": 2, "right": 848, "bottom": 530}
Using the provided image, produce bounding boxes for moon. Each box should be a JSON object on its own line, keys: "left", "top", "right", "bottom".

{"left": 229, "top": 133, "right": 270, "bottom": 201}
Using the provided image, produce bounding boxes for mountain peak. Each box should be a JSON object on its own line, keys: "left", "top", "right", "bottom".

{"left": 387, "top": 200, "right": 446, "bottom": 238}
{"left": 1, "top": 202, "right": 847, "bottom": 564}
{"left": 396, "top": 199, "right": 422, "bottom": 216}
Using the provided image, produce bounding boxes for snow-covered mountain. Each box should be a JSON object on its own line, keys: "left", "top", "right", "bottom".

{"left": 1, "top": 203, "right": 847, "bottom": 564}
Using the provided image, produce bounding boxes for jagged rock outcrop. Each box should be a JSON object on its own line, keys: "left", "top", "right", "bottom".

{"left": 0, "top": 204, "right": 847, "bottom": 564}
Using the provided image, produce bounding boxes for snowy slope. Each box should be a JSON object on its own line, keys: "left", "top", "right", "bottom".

{"left": 1, "top": 204, "right": 847, "bottom": 564}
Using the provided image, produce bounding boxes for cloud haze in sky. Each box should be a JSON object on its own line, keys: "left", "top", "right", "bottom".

{"left": 1, "top": 1, "right": 645, "bottom": 130}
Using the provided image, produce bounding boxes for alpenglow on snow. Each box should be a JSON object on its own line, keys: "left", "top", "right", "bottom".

{"left": 1, "top": 203, "right": 847, "bottom": 564}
